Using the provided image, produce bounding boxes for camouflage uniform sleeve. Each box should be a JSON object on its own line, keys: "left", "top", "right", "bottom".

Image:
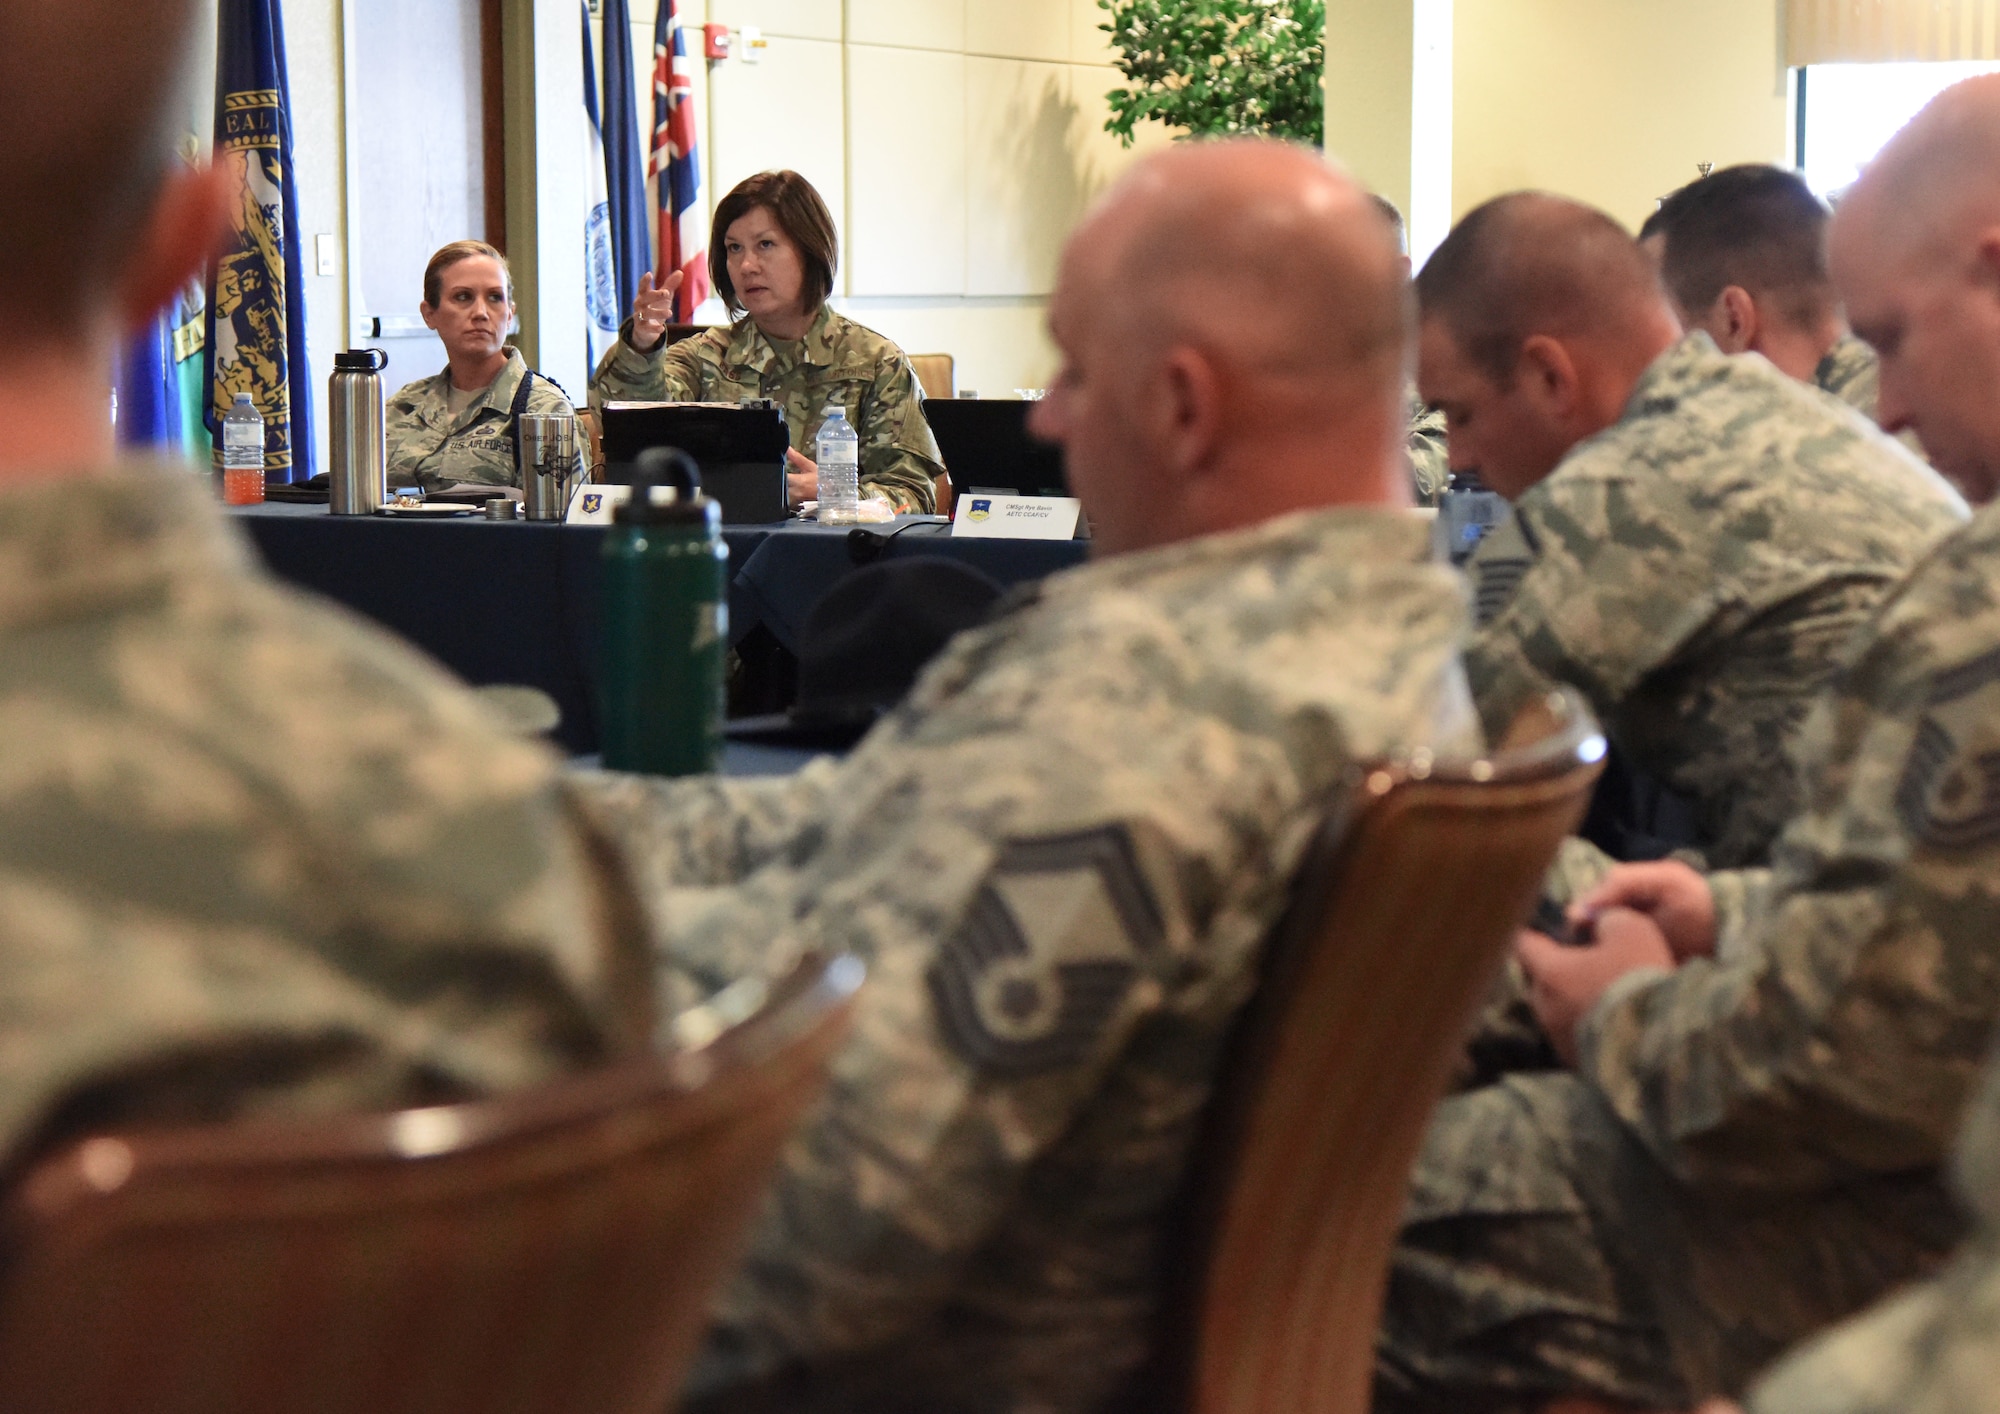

{"left": 857, "top": 350, "right": 943, "bottom": 515}
{"left": 1576, "top": 562, "right": 2000, "bottom": 1190}
{"left": 1707, "top": 866, "right": 1774, "bottom": 954}
{"left": 562, "top": 761, "right": 844, "bottom": 893}
{"left": 1407, "top": 404, "right": 1451, "bottom": 507}
{"left": 587, "top": 318, "right": 707, "bottom": 411}
{"left": 1747, "top": 1047, "right": 2000, "bottom": 1414}
{"left": 677, "top": 806, "right": 1289, "bottom": 1394}
{"left": 1462, "top": 473, "right": 1710, "bottom": 742}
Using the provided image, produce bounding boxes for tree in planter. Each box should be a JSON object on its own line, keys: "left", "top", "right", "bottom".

{"left": 1100, "top": 0, "right": 1326, "bottom": 148}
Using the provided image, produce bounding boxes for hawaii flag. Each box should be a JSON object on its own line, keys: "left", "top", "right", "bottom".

{"left": 651, "top": 0, "right": 708, "bottom": 322}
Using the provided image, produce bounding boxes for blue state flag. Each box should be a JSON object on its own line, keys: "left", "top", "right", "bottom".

{"left": 115, "top": 313, "right": 182, "bottom": 452}
{"left": 599, "top": 0, "right": 653, "bottom": 314}
{"left": 583, "top": 3, "right": 620, "bottom": 369}
{"left": 205, "top": 0, "right": 314, "bottom": 483}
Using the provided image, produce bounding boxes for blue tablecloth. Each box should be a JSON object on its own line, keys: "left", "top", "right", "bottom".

{"left": 230, "top": 504, "right": 1088, "bottom": 753}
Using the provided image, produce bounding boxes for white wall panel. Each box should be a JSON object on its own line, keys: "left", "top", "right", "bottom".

{"left": 1067, "top": 61, "right": 1174, "bottom": 180}
{"left": 965, "top": 57, "right": 1084, "bottom": 296}
{"left": 708, "top": 0, "right": 841, "bottom": 41}
{"left": 966, "top": 0, "right": 1068, "bottom": 61}
{"left": 284, "top": 0, "right": 346, "bottom": 475}
{"left": 1070, "top": 0, "right": 1116, "bottom": 64}
{"left": 839, "top": 297, "right": 1056, "bottom": 393}
{"left": 846, "top": 0, "right": 963, "bottom": 53}
{"left": 845, "top": 44, "right": 966, "bottom": 294}
{"left": 707, "top": 32, "right": 847, "bottom": 291}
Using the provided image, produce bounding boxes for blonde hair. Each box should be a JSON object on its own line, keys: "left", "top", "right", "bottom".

{"left": 423, "top": 240, "right": 511, "bottom": 308}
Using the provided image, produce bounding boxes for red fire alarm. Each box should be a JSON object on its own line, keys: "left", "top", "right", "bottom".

{"left": 703, "top": 23, "right": 732, "bottom": 59}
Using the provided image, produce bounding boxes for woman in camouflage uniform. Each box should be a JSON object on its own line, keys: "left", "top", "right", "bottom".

{"left": 385, "top": 241, "right": 581, "bottom": 491}
{"left": 589, "top": 171, "right": 943, "bottom": 514}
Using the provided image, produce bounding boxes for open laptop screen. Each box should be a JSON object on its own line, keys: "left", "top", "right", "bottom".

{"left": 922, "top": 399, "right": 1069, "bottom": 498}
{"left": 600, "top": 402, "right": 791, "bottom": 524}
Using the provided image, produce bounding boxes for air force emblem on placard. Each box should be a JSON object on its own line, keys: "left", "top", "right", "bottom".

{"left": 1897, "top": 645, "right": 2000, "bottom": 848}
{"left": 928, "top": 825, "right": 1166, "bottom": 1077}
{"left": 968, "top": 498, "right": 992, "bottom": 522}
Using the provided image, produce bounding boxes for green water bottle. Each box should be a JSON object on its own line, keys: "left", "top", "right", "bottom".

{"left": 599, "top": 447, "right": 727, "bottom": 775}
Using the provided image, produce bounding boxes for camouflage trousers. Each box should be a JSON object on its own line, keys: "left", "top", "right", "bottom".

{"left": 1375, "top": 1073, "right": 1965, "bottom": 1413}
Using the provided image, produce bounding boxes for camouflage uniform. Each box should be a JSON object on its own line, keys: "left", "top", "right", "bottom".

{"left": 1465, "top": 332, "right": 1964, "bottom": 871}
{"left": 1748, "top": 1041, "right": 2000, "bottom": 1414}
{"left": 1407, "top": 387, "right": 1450, "bottom": 506}
{"left": 587, "top": 307, "right": 942, "bottom": 514}
{"left": 1380, "top": 495, "right": 2000, "bottom": 1411}
{"left": 1816, "top": 333, "right": 1885, "bottom": 424}
{"left": 571, "top": 508, "right": 1478, "bottom": 1413}
{"left": 0, "top": 461, "right": 651, "bottom": 1165}
{"left": 1814, "top": 332, "right": 1931, "bottom": 463}
{"left": 385, "top": 346, "right": 581, "bottom": 491}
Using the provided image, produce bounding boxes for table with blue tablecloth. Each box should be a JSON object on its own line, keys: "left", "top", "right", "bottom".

{"left": 230, "top": 504, "right": 1088, "bottom": 753}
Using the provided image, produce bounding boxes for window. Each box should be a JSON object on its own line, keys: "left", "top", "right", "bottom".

{"left": 1798, "top": 60, "right": 2000, "bottom": 197}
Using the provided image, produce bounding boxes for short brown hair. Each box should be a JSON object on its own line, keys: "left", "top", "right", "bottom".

{"left": 0, "top": 0, "right": 199, "bottom": 339}
{"left": 423, "top": 240, "right": 512, "bottom": 309}
{"left": 1416, "top": 192, "right": 1661, "bottom": 382}
{"left": 708, "top": 171, "right": 838, "bottom": 318}
{"left": 1657, "top": 165, "right": 1835, "bottom": 331}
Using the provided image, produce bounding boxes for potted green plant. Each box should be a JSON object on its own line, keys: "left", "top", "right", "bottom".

{"left": 1100, "top": 0, "right": 1326, "bottom": 147}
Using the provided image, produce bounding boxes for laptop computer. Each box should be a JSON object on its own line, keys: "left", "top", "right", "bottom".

{"left": 922, "top": 399, "right": 1069, "bottom": 499}
{"left": 600, "top": 402, "right": 792, "bottom": 524}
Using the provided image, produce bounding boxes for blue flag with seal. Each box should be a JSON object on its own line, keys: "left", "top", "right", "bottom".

{"left": 599, "top": 0, "right": 652, "bottom": 315}
{"left": 583, "top": 2, "right": 620, "bottom": 369}
{"left": 205, "top": 0, "right": 313, "bottom": 483}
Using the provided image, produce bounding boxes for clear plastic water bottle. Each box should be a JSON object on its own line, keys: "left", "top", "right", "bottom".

{"left": 815, "top": 404, "right": 861, "bottom": 525}
{"left": 221, "top": 392, "right": 265, "bottom": 506}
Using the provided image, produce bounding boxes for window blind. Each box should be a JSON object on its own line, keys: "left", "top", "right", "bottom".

{"left": 1786, "top": 0, "right": 2000, "bottom": 64}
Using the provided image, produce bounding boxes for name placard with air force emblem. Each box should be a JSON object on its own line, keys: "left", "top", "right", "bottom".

{"left": 951, "top": 493, "right": 1083, "bottom": 540}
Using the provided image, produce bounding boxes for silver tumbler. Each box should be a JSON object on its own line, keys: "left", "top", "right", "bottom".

{"left": 520, "top": 413, "right": 578, "bottom": 521}
{"left": 328, "top": 348, "right": 388, "bottom": 515}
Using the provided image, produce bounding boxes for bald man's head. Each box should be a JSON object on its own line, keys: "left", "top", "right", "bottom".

{"left": 1414, "top": 193, "right": 1682, "bottom": 497}
{"left": 1030, "top": 140, "right": 1412, "bottom": 555}
{"left": 1417, "top": 193, "right": 1672, "bottom": 382}
{"left": 0, "top": 0, "right": 201, "bottom": 342}
{"left": 1092, "top": 142, "right": 1410, "bottom": 389}
{"left": 1832, "top": 75, "right": 2000, "bottom": 501}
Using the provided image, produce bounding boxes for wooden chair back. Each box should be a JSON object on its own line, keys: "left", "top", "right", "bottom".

{"left": 907, "top": 352, "right": 955, "bottom": 400}
{"left": 574, "top": 406, "right": 606, "bottom": 482}
{"left": 0, "top": 953, "right": 863, "bottom": 1414}
{"left": 1172, "top": 690, "right": 1605, "bottom": 1414}
{"left": 907, "top": 354, "right": 957, "bottom": 516}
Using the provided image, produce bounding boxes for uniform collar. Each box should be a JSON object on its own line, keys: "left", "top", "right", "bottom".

{"left": 1620, "top": 331, "right": 1736, "bottom": 422}
{"left": 724, "top": 305, "right": 840, "bottom": 379}
{"left": 1814, "top": 333, "right": 1873, "bottom": 392}
{"left": 1040, "top": 504, "right": 1434, "bottom": 605}
{"left": 428, "top": 346, "right": 528, "bottom": 432}
{"left": 0, "top": 461, "right": 250, "bottom": 633}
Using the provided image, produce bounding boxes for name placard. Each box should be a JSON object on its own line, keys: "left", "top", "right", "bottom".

{"left": 567, "top": 485, "right": 626, "bottom": 524}
{"left": 950, "top": 493, "right": 1083, "bottom": 540}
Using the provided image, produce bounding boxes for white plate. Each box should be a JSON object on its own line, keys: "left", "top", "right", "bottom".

{"left": 378, "top": 503, "right": 477, "bottom": 517}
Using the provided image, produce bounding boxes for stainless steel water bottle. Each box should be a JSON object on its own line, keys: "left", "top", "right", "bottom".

{"left": 599, "top": 447, "right": 727, "bottom": 776}
{"left": 328, "top": 348, "right": 388, "bottom": 515}
{"left": 520, "top": 413, "right": 579, "bottom": 520}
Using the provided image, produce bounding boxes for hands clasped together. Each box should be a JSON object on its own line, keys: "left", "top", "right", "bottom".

{"left": 1518, "top": 860, "right": 1717, "bottom": 1064}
